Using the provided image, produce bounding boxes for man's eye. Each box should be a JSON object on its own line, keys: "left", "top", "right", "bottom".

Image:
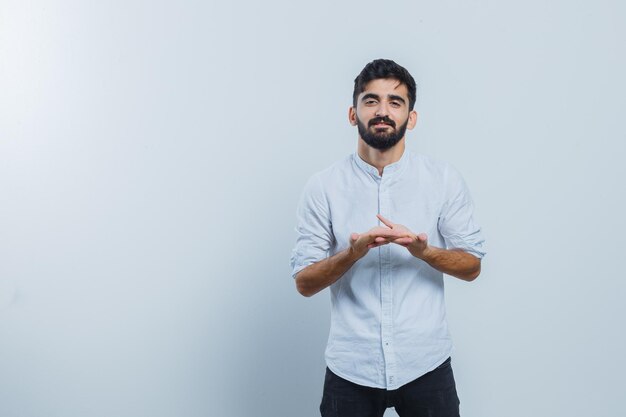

{"left": 390, "top": 102, "right": 401, "bottom": 107}
{"left": 365, "top": 100, "right": 377, "bottom": 105}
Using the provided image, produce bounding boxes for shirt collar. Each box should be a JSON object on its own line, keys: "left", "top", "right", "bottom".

{"left": 353, "top": 149, "right": 409, "bottom": 179}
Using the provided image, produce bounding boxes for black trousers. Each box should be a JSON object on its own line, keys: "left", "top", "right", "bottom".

{"left": 320, "top": 357, "right": 460, "bottom": 417}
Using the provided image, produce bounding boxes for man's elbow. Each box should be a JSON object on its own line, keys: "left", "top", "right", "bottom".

{"left": 463, "top": 262, "right": 481, "bottom": 281}
{"left": 296, "top": 284, "right": 315, "bottom": 298}
{"left": 464, "top": 269, "right": 480, "bottom": 281}
{"left": 295, "top": 274, "right": 316, "bottom": 297}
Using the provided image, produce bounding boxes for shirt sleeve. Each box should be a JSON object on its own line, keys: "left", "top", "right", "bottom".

{"left": 438, "top": 166, "right": 486, "bottom": 259}
{"left": 290, "top": 174, "right": 335, "bottom": 278}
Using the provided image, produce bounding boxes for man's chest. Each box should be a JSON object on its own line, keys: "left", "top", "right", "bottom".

{"left": 325, "top": 176, "right": 446, "bottom": 251}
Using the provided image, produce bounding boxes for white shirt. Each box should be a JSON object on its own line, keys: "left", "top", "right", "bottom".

{"left": 290, "top": 150, "right": 486, "bottom": 390}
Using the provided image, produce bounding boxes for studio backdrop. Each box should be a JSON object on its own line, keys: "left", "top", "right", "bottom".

{"left": 1, "top": 1, "right": 625, "bottom": 416}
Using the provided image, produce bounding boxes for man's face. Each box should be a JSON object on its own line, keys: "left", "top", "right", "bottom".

{"left": 349, "top": 78, "right": 417, "bottom": 151}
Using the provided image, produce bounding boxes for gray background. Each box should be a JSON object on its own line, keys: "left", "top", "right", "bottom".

{"left": 1, "top": 0, "right": 625, "bottom": 416}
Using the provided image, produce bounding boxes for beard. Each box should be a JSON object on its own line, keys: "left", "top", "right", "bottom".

{"left": 356, "top": 115, "right": 409, "bottom": 151}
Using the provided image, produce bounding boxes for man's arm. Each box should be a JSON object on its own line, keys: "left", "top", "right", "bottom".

{"left": 295, "top": 227, "right": 392, "bottom": 297}
{"left": 295, "top": 247, "right": 360, "bottom": 297}
{"left": 376, "top": 214, "right": 481, "bottom": 281}
{"left": 419, "top": 246, "right": 481, "bottom": 281}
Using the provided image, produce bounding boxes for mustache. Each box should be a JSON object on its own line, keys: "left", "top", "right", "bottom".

{"left": 368, "top": 116, "right": 396, "bottom": 128}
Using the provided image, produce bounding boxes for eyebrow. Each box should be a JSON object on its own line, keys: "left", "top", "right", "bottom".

{"left": 361, "top": 93, "right": 380, "bottom": 102}
{"left": 387, "top": 94, "right": 406, "bottom": 104}
{"left": 361, "top": 93, "right": 406, "bottom": 105}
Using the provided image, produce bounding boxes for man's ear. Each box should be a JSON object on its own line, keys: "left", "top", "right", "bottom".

{"left": 348, "top": 106, "right": 357, "bottom": 126}
{"left": 407, "top": 110, "right": 418, "bottom": 130}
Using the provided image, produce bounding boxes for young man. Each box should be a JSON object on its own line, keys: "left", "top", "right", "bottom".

{"left": 290, "top": 59, "right": 486, "bottom": 417}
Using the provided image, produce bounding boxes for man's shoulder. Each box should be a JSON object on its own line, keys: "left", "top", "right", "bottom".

{"left": 298, "top": 154, "right": 354, "bottom": 198}
{"left": 310, "top": 153, "right": 355, "bottom": 181}
{"left": 406, "top": 151, "right": 472, "bottom": 198}
{"left": 405, "top": 150, "right": 455, "bottom": 177}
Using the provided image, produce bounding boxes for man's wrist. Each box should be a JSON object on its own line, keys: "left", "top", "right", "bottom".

{"left": 413, "top": 244, "right": 435, "bottom": 261}
{"left": 346, "top": 245, "right": 365, "bottom": 262}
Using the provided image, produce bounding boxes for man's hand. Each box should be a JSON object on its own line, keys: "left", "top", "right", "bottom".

{"left": 375, "top": 214, "right": 431, "bottom": 259}
{"left": 375, "top": 214, "right": 481, "bottom": 281}
{"left": 349, "top": 225, "right": 396, "bottom": 258}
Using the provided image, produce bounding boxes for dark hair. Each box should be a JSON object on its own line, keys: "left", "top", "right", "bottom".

{"left": 352, "top": 59, "right": 417, "bottom": 110}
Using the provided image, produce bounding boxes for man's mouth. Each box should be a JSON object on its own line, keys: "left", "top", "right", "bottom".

{"left": 369, "top": 117, "right": 395, "bottom": 129}
{"left": 372, "top": 122, "right": 394, "bottom": 131}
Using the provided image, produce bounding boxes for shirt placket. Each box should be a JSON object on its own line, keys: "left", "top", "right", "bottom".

{"left": 378, "top": 176, "right": 396, "bottom": 388}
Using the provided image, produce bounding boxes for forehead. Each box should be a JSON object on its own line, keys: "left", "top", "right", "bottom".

{"left": 359, "top": 78, "right": 409, "bottom": 99}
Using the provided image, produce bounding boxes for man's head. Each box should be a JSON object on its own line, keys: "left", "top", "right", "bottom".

{"left": 349, "top": 59, "right": 418, "bottom": 151}
{"left": 352, "top": 59, "right": 417, "bottom": 111}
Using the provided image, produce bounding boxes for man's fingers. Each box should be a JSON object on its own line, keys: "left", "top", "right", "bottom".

{"left": 392, "top": 237, "right": 413, "bottom": 246}
{"left": 376, "top": 214, "right": 394, "bottom": 229}
{"left": 370, "top": 227, "right": 403, "bottom": 239}
{"left": 368, "top": 241, "right": 390, "bottom": 249}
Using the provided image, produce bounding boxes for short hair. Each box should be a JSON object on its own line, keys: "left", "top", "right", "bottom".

{"left": 352, "top": 59, "right": 417, "bottom": 110}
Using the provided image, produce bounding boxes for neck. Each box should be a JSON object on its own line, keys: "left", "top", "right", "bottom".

{"left": 357, "top": 138, "right": 406, "bottom": 176}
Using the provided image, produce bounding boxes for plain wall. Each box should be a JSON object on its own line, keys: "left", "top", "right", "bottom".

{"left": 1, "top": 1, "right": 625, "bottom": 416}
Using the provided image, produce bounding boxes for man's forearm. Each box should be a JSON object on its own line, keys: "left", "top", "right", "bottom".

{"left": 295, "top": 248, "right": 361, "bottom": 297}
{"left": 420, "top": 247, "right": 481, "bottom": 281}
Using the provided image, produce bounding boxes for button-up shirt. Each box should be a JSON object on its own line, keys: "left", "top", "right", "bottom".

{"left": 290, "top": 150, "right": 486, "bottom": 389}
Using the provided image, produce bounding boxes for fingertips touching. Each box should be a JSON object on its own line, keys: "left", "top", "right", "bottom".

{"left": 393, "top": 237, "right": 413, "bottom": 246}
{"left": 368, "top": 241, "right": 389, "bottom": 249}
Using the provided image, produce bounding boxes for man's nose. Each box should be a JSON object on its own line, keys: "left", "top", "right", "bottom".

{"left": 375, "top": 102, "right": 389, "bottom": 117}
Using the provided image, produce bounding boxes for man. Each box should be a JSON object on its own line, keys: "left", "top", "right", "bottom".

{"left": 290, "top": 59, "right": 486, "bottom": 417}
